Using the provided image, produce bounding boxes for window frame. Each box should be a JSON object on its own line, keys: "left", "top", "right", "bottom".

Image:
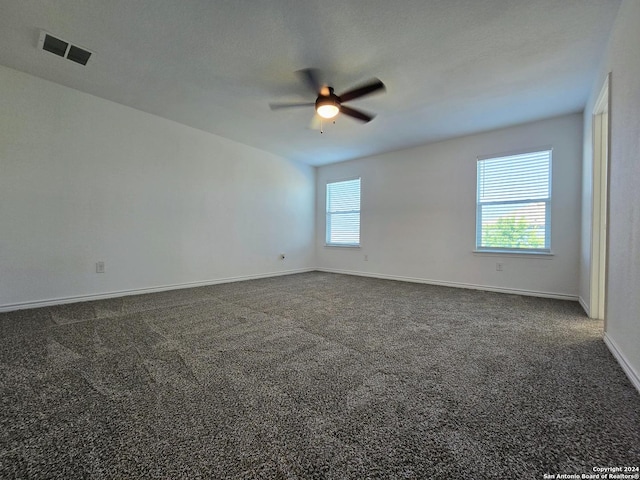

{"left": 325, "top": 176, "right": 361, "bottom": 248}
{"left": 475, "top": 147, "right": 553, "bottom": 255}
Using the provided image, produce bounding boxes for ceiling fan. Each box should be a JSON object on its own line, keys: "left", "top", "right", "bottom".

{"left": 269, "top": 69, "right": 386, "bottom": 124}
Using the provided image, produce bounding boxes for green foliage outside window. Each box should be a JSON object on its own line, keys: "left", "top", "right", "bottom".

{"left": 482, "top": 217, "right": 544, "bottom": 249}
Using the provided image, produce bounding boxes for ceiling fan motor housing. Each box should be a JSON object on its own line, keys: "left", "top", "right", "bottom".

{"left": 315, "top": 87, "right": 341, "bottom": 118}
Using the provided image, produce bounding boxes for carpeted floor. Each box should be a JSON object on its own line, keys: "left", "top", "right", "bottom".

{"left": 0, "top": 272, "right": 638, "bottom": 479}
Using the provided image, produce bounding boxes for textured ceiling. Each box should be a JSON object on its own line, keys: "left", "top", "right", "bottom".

{"left": 0, "top": 0, "right": 621, "bottom": 166}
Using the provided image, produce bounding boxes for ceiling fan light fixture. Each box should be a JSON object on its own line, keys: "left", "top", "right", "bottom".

{"left": 271, "top": 69, "right": 384, "bottom": 124}
{"left": 316, "top": 101, "right": 340, "bottom": 119}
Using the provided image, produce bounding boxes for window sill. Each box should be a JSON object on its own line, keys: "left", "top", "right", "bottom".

{"left": 325, "top": 244, "right": 361, "bottom": 248}
{"left": 473, "top": 249, "right": 554, "bottom": 258}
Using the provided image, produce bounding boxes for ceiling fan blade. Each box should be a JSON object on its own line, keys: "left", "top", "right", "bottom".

{"left": 340, "top": 105, "right": 375, "bottom": 123}
{"left": 338, "top": 78, "right": 385, "bottom": 103}
{"left": 269, "top": 102, "right": 315, "bottom": 110}
{"left": 296, "top": 68, "right": 323, "bottom": 94}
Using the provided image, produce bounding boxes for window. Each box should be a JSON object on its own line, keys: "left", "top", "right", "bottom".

{"left": 326, "top": 178, "right": 361, "bottom": 246}
{"left": 476, "top": 149, "right": 551, "bottom": 253}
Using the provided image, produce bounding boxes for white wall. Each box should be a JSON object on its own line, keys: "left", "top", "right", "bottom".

{"left": 581, "top": 0, "right": 640, "bottom": 390}
{"left": 316, "top": 114, "right": 583, "bottom": 299}
{"left": 0, "top": 65, "right": 315, "bottom": 309}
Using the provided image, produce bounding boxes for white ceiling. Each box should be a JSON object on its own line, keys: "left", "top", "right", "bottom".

{"left": 0, "top": 0, "right": 620, "bottom": 166}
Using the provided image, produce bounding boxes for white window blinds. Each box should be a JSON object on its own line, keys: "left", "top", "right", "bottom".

{"left": 476, "top": 149, "right": 551, "bottom": 252}
{"left": 326, "top": 178, "right": 361, "bottom": 246}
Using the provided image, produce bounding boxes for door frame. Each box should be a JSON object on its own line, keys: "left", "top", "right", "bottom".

{"left": 590, "top": 73, "right": 610, "bottom": 323}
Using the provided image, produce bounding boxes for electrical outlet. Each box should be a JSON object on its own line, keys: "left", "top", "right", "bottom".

{"left": 96, "top": 261, "right": 105, "bottom": 273}
{"left": 496, "top": 262, "right": 503, "bottom": 272}
{"left": 364, "top": 255, "right": 369, "bottom": 261}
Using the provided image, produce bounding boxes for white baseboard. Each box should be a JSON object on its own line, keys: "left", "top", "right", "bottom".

{"left": 316, "top": 268, "right": 579, "bottom": 301}
{"left": 0, "top": 268, "right": 315, "bottom": 312}
{"left": 0, "top": 267, "right": 581, "bottom": 311}
{"left": 604, "top": 332, "right": 640, "bottom": 395}
{"left": 578, "top": 296, "right": 590, "bottom": 316}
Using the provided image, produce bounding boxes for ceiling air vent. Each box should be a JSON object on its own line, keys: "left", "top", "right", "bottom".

{"left": 66, "top": 45, "right": 92, "bottom": 65}
{"left": 38, "top": 31, "right": 93, "bottom": 66}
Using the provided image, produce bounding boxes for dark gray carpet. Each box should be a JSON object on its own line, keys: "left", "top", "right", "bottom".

{"left": 1, "top": 272, "right": 638, "bottom": 479}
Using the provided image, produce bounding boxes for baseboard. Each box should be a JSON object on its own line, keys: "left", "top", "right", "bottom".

{"left": 0, "top": 267, "right": 581, "bottom": 311}
{"left": 316, "top": 268, "right": 579, "bottom": 301}
{"left": 578, "top": 296, "right": 590, "bottom": 316}
{"left": 0, "top": 268, "right": 315, "bottom": 312}
{"left": 603, "top": 333, "right": 640, "bottom": 395}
